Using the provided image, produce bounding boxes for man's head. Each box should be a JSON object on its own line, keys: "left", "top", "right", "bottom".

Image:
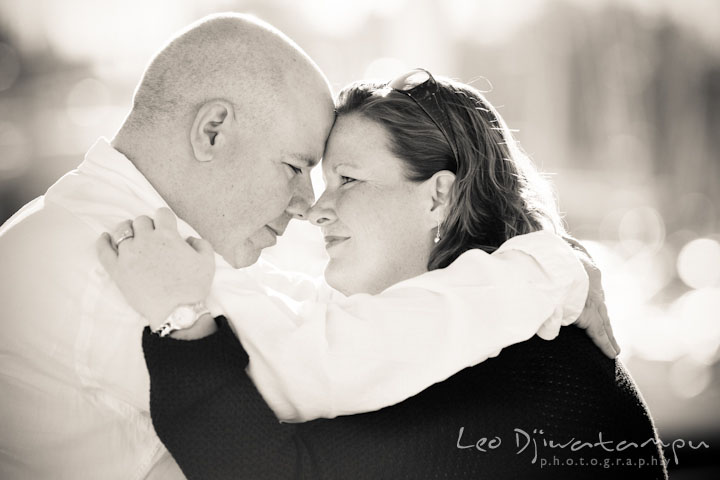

{"left": 114, "top": 13, "right": 335, "bottom": 267}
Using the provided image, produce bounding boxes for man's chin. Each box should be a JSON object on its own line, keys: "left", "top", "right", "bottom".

{"left": 230, "top": 246, "right": 262, "bottom": 268}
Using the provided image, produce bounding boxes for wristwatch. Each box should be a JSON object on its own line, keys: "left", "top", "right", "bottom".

{"left": 154, "top": 301, "right": 211, "bottom": 337}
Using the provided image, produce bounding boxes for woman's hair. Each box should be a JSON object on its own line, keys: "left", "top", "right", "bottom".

{"left": 335, "top": 76, "right": 566, "bottom": 270}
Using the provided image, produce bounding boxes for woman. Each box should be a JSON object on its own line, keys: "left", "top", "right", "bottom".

{"left": 102, "top": 70, "right": 665, "bottom": 478}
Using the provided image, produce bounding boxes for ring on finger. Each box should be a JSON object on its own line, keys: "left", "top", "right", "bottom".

{"left": 113, "top": 229, "right": 134, "bottom": 249}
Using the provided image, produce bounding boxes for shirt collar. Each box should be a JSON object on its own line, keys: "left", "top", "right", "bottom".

{"left": 82, "top": 138, "right": 242, "bottom": 271}
{"left": 78, "top": 137, "right": 171, "bottom": 216}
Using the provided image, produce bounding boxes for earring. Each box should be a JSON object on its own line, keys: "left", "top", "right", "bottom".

{"left": 434, "top": 219, "right": 441, "bottom": 244}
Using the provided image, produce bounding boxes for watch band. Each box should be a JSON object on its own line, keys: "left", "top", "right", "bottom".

{"left": 155, "top": 321, "right": 177, "bottom": 338}
{"left": 153, "top": 301, "right": 211, "bottom": 337}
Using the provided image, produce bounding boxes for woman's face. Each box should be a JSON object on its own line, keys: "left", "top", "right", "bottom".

{"left": 309, "top": 114, "right": 436, "bottom": 296}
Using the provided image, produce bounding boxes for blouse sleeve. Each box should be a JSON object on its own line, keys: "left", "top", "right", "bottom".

{"left": 206, "top": 230, "right": 589, "bottom": 421}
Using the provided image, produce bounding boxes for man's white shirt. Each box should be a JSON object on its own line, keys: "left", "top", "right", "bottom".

{"left": 0, "top": 138, "right": 588, "bottom": 479}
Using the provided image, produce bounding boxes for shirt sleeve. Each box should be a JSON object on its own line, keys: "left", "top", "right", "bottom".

{"left": 206, "top": 230, "right": 588, "bottom": 422}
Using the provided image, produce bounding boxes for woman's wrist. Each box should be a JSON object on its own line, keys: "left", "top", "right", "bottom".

{"left": 168, "top": 313, "right": 218, "bottom": 340}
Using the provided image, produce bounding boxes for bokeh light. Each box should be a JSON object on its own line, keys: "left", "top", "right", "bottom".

{"left": 66, "top": 78, "right": 113, "bottom": 127}
{"left": 677, "top": 238, "right": 720, "bottom": 289}
{"left": 668, "top": 356, "right": 713, "bottom": 399}
{"left": 618, "top": 206, "right": 666, "bottom": 255}
{"left": 673, "top": 288, "right": 720, "bottom": 363}
{"left": 621, "top": 305, "right": 686, "bottom": 362}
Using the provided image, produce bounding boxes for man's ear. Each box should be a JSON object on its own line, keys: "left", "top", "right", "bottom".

{"left": 190, "top": 100, "right": 234, "bottom": 162}
{"left": 428, "top": 170, "right": 456, "bottom": 214}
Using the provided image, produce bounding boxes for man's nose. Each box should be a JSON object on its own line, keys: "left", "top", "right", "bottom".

{"left": 286, "top": 174, "right": 315, "bottom": 220}
{"left": 308, "top": 190, "right": 337, "bottom": 226}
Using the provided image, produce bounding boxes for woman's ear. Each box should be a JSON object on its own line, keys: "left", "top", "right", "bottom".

{"left": 190, "top": 100, "right": 235, "bottom": 162}
{"left": 429, "top": 170, "right": 456, "bottom": 214}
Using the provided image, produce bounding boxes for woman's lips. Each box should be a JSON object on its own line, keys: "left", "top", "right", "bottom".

{"left": 324, "top": 235, "right": 350, "bottom": 250}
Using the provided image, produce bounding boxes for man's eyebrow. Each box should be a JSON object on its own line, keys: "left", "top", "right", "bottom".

{"left": 287, "top": 153, "right": 320, "bottom": 168}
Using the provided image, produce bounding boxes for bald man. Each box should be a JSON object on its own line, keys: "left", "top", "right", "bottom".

{"left": 119, "top": 15, "right": 334, "bottom": 267}
{"left": 0, "top": 12, "right": 612, "bottom": 480}
{"left": 0, "top": 14, "right": 333, "bottom": 480}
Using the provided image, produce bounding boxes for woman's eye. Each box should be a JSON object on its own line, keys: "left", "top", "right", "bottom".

{"left": 285, "top": 164, "right": 302, "bottom": 175}
{"left": 340, "top": 176, "right": 356, "bottom": 185}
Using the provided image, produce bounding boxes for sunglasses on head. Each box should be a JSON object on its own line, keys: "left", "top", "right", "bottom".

{"left": 388, "top": 68, "right": 459, "bottom": 166}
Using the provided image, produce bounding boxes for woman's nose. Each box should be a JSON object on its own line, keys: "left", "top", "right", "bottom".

{"left": 308, "top": 191, "right": 337, "bottom": 226}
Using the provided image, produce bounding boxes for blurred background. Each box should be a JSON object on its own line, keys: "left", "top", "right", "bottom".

{"left": 1, "top": 0, "right": 718, "bottom": 476}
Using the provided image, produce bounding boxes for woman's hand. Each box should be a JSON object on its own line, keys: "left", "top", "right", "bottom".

{"left": 96, "top": 208, "right": 215, "bottom": 332}
{"left": 565, "top": 237, "right": 621, "bottom": 358}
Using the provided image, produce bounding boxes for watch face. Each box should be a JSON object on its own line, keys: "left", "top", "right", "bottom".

{"left": 171, "top": 305, "right": 197, "bottom": 328}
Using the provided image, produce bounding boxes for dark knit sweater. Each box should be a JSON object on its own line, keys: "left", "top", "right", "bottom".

{"left": 143, "top": 318, "right": 667, "bottom": 480}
